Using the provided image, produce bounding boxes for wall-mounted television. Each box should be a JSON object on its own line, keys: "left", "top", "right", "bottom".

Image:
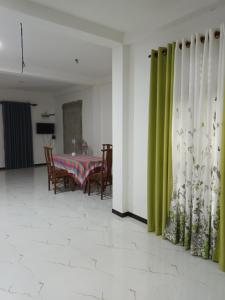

{"left": 36, "top": 123, "right": 55, "bottom": 134}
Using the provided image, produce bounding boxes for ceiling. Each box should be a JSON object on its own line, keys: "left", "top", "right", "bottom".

{"left": 0, "top": 6, "right": 112, "bottom": 92}
{"left": 28, "top": 0, "right": 221, "bottom": 34}
{"left": 0, "top": 0, "right": 223, "bottom": 92}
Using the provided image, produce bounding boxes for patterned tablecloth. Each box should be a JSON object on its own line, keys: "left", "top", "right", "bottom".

{"left": 53, "top": 154, "right": 102, "bottom": 186}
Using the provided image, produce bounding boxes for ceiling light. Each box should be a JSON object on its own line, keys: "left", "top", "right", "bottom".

{"left": 74, "top": 58, "right": 79, "bottom": 64}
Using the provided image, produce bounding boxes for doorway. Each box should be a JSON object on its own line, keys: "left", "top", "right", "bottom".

{"left": 62, "top": 100, "right": 82, "bottom": 154}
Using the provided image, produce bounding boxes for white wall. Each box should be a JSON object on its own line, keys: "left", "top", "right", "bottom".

{"left": 54, "top": 82, "right": 112, "bottom": 156}
{"left": 126, "top": 5, "right": 225, "bottom": 219}
{"left": 0, "top": 89, "right": 55, "bottom": 167}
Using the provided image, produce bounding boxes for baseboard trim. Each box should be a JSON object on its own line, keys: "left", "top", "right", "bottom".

{"left": 112, "top": 209, "right": 129, "bottom": 218}
{"left": 34, "top": 163, "right": 46, "bottom": 167}
{"left": 112, "top": 209, "right": 147, "bottom": 224}
{"left": 127, "top": 212, "right": 147, "bottom": 224}
{"left": 0, "top": 164, "right": 46, "bottom": 170}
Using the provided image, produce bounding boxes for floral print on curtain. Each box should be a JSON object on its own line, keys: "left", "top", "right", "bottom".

{"left": 164, "top": 25, "right": 225, "bottom": 260}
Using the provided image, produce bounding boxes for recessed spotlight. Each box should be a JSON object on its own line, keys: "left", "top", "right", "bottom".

{"left": 74, "top": 58, "right": 79, "bottom": 64}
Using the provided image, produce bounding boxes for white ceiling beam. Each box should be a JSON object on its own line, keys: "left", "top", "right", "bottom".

{"left": 0, "top": 0, "right": 124, "bottom": 47}
{"left": 0, "top": 67, "right": 96, "bottom": 86}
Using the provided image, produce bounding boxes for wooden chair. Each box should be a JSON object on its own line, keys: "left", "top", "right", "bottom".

{"left": 85, "top": 144, "right": 112, "bottom": 199}
{"left": 44, "top": 146, "right": 69, "bottom": 194}
{"left": 81, "top": 139, "right": 88, "bottom": 155}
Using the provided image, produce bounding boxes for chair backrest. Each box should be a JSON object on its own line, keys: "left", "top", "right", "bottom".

{"left": 101, "top": 144, "right": 112, "bottom": 181}
{"left": 81, "top": 139, "right": 88, "bottom": 155}
{"left": 44, "top": 146, "right": 55, "bottom": 174}
{"left": 102, "top": 144, "right": 112, "bottom": 151}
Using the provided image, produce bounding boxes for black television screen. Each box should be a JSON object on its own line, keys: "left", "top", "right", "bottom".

{"left": 36, "top": 123, "right": 55, "bottom": 134}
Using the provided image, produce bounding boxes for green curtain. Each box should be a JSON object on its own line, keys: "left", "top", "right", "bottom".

{"left": 218, "top": 89, "right": 225, "bottom": 271}
{"left": 147, "top": 43, "right": 175, "bottom": 235}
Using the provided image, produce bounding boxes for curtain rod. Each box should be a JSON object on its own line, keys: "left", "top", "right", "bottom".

{"left": 148, "top": 30, "right": 220, "bottom": 58}
{"left": 0, "top": 101, "right": 37, "bottom": 106}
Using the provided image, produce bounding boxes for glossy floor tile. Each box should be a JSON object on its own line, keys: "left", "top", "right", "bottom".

{"left": 0, "top": 167, "right": 224, "bottom": 300}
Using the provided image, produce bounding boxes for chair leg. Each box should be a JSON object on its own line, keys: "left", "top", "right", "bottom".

{"left": 48, "top": 176, "right": 50, "bottom": 191}
{"left": 83, "top": 182, "right": 87, "bottom": 193}
{"left": 54, "top": 178, "right": 56, "bottom": 194}
{"left": 88, "top": 180, "right": 91, "bottom": 196}
{"left": 101, "top": 181, "right": 104, "bottom": 200}
{"left": 69, "top": 177, "right": 75, "bottom": 191}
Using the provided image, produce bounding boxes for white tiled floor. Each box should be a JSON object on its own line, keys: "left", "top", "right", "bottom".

{"left": 0, "top": 167, "right": 224, "bottom": 300}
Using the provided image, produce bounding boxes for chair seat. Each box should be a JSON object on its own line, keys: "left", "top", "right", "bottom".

{"left": 52, "top": 168, "right": 68, "bottom": 177}
{"left": 88, "top": 171, "right": 107, "bottom": 181}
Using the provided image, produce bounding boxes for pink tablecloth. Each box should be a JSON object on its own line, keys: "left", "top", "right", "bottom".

{"left": 53, "top": 154, "right": 102, "bottom": 186}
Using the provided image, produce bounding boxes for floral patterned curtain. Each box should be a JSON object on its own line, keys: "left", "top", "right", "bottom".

{"left": 164, "top": 25, "right": 225, "bottom": 261}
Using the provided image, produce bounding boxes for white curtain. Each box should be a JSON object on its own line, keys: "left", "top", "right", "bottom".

{"left": 165, "top": 25, "right": 225, "bottom": 259}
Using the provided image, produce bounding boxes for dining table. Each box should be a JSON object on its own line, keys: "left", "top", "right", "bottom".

{"left": 53, "top": 154, "right": 102, "bottom": 187}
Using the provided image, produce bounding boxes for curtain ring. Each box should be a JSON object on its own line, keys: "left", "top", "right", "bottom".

{"left": 162, "top": 49, "right": 167, "bottom": 56}
{"left": 185, "top": 41, "right": 191, "bottom": 48}
{"left": 215, "top": 30, "right": 220, "bottom": 39}
{"left": 200, "top": 35, "right": 205, "bottom": 43}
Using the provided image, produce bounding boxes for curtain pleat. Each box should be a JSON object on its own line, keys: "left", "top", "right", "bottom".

{"left": 2, "top": 102, "right": 34, "bottom": 169}
{"left": 154, "top": 47, "right": 167, "bottom": 235}
{"left": 164, "top": 25, "right": 225, "bottom": 269}
{"left": 147, "top": 44, "right": 175, "bottom": 235}
{"left": 162, "top": 44, "right": 175, "bottom": 231}
{"left": 218, "top": 86, "right": 225, "bottom": 271}
{"left": 148, "top": 25, "right": 225, "bottom": 272}
{"left": 147, "top": 49, "right": 158, "bottom": 233}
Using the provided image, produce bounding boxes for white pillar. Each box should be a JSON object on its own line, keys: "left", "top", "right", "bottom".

{"left": 112, "top": 45, "right": 129, "bottom": 213}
